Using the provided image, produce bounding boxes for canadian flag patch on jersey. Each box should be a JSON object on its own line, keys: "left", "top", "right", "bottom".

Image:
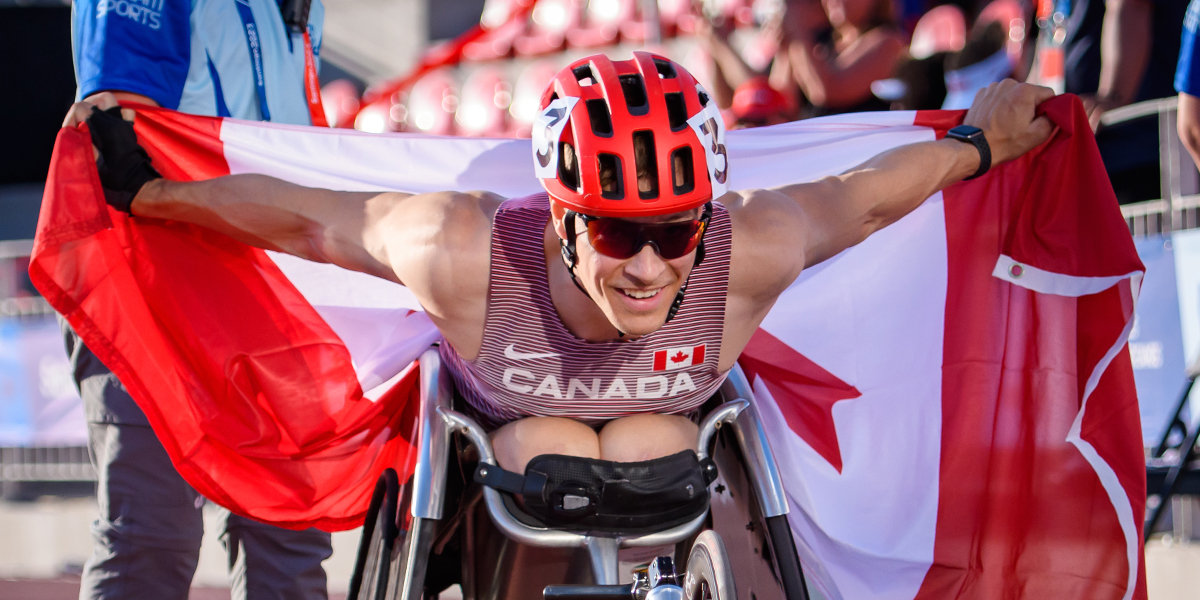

{"left": 653, "top": 344, "right": 706, "bottom": 371}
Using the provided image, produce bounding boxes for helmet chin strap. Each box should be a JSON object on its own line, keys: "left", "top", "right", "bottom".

{"left": 558, "top": 209, "right": 707, "bottom": 337}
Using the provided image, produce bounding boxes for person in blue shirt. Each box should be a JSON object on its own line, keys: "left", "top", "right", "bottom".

{"left": 66, "top": 0, "right": 333, "bottom": 598}
{"left": 1049, "top": 0, "right": 1188, "bottom": 203}
{"left": 1177, "top": 0, "right": 1200, "bottom": 170}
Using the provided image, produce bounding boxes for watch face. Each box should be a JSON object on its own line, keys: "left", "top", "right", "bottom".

{"left": 949, "top": 125, "right": 982, "bottom": 138}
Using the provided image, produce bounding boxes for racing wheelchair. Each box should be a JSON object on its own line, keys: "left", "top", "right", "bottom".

{"left": 348, "top": 346, "right": 811, "bottom": 600}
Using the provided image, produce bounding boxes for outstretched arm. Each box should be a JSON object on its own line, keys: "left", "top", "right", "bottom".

{"left": 133, "top": 175, "right": 408, "bottom": 283}
{"left": 783, "top": 80, "right": 1056, "bottom": 268}
{"left": 64, "top": 93, "right": 496, "bottom": 293}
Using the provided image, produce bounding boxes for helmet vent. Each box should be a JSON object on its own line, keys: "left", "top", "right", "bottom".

{"left": 619, "top": 75, "right": 649, "bottom": 116}
{"left": 633, "top": 130, "right": 659, "bottom": 199}
{"left": 585, "top": 99, "right": 613, "bottom": 137}
{"left": 697, "top": 90, "right": 710, "bottom": 107}
{"left": 559, "top": 142, "right": 581, "bottom": 192}
{"left": 653, "top": 58, "right": 677, "bottom": 79}
{"left": 598, "top": 153, "right": 624, "bottom": 199}
{"left": 572, "top": 65, "right": 597, "bottom": 86}
{"left": 671, "top": 147, "right": 696, "bottom": 196}
{"left": 665, "top": 93, "right": 687, "bottom": 131}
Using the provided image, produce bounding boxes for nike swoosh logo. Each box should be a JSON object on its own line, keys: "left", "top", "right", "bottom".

{"left": 504, "top": 344, "right": 560, "bottom": 360}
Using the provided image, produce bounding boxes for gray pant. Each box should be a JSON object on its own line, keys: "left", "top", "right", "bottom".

{"left": 64, "top": 320, "right": 333, "bottom": 600}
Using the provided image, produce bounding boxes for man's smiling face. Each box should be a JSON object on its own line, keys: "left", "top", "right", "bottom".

{"left": 551, "top": 206, "right": 702, "bottom": 337}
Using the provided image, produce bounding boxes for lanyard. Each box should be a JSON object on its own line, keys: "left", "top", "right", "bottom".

{"left": 234, "top": 0, "right": 272, "bottom": 121}
{"left": 233, "top": 0, "right": 329, "bottom": 126}
{"left": 302, "top": 27, "right": 329, "bottom": 127}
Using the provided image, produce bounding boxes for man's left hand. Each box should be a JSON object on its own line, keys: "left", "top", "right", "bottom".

{"left": 963, "top": 79, "right": 1057, "bottom": 166}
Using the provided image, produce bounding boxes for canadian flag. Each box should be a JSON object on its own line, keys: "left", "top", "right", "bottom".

{"left": 653, "top": 344, "right": 706, "bottom": 371}
{"left": 31, "top": 96, "right": 1145, "bottom": 598}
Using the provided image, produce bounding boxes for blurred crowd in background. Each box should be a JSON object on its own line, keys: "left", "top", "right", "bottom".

{"left": 0, "top": 0, "right": 1197, "bottom": 595}
{"left": 319, "top": 0, "right": 1189, "bottom": 204}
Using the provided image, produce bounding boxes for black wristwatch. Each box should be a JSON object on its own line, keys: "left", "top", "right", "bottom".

{"left": 946, "top": 125, "right": 991, "bottom": 180}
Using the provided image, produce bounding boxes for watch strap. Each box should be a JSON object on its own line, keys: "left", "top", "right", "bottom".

{"left": 947, "top": 125, "right": 991, "bottom": 180}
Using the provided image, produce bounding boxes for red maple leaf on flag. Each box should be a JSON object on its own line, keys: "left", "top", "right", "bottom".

{"left": 671, "top": 351, "right": 689, "bottom": 363}
{"left": 738, "top": 328, "right": 861, "bottom": 473}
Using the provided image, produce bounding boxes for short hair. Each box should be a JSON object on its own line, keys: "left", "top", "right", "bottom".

{"left": 561, "top": 134, "right": 680, "bottom": 200}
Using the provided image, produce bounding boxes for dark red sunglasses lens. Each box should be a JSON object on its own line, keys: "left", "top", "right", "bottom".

{"left": 653, "top": 221, "right": 706, "bottom": 259}
{"left": 585, "top": 219, "right": 641, "bottom": 258}
{"left": 586, "top": 218, "right": 705, "bottom": 260}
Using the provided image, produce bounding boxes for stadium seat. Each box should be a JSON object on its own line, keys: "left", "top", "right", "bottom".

{"left": 909, "top": 4, "right": 967, "bottom": 59}
{"left": 462, "top": 0, "right": 528, "bottom": 61}
{"left": 677, "top": 0, "right": 751, "bottom": 35}
{"left": 513, "top": 0, "right": 582, "bottom": 56}
{"left": 508, "top": 60, "right": 560, "bottom": 137}
{"left": 567, "top": 0, "right": 636, "bottom": 48}
{"left": 456, "top": 67, "right": 513, "bottom": 137}
{"left": 976, "top": 0, "right": 1027, "bottom": 74}
{"left": 406, "top": 70, "right": 459, "bottom": 136}
{"left": 321, "top": 79, "right": 360, "bottom": 128}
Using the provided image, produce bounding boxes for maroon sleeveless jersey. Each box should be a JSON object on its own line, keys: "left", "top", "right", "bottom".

{"left": 439, "top": 193, "right": 732, "bottom": 428}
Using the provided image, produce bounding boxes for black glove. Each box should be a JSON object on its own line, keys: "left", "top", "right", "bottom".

{"left": 86, "top": 106, "right": 161, "bottom": 213}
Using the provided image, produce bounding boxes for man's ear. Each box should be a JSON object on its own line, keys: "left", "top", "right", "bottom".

{"left": 549, "top": 198, "right": 569, "bottom": 239}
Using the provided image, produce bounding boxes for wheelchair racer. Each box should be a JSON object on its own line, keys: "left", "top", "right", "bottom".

{"left": 66, "top": 52, "right": 1054, "bottom": 475}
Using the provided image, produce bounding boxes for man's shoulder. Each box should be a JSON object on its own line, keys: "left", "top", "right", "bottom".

{"left": 382, "top": 191, "right": 497, "bottom": 312}
{"left": 722, "top": 188, "right": 804, "bottom": 230}
{"left": 409, "top": 190, "right": 503, "bottom": 246}
{"left": 723, "top": 189, "right": 808, "bottom": 300}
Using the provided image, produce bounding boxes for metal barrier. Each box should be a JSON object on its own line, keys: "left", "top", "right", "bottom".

{"left": 0, "top": 446, "right": 95, "bottom": 482}
{"left": 1105, "top": 97, "right": 1200, "bottom": 235}
{"left": 1106, "top": 99, "right": 1200, "bottom": 539}
{"left": 1, "top": 241, "right": 94, "bottom": 484}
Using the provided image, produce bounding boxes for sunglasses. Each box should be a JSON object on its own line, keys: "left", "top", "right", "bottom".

{"left": 573, "top": 203, "right": 712, "bottom": 260}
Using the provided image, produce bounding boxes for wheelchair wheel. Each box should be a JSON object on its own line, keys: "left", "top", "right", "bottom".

{"left": 349, "top": 469, "right": 401, "bottom": 600}
{"left": 684, "top": 530, "right": 736, "bottom": 600}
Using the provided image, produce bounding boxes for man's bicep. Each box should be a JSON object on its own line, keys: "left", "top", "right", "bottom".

{"left": 773, "top": 178, "right": 867, "bottom": 268}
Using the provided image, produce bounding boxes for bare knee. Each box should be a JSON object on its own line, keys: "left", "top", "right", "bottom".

{"left": 598, "top": 414, "right": 698, "bottom": 463}
{"left": 491, "top": 417, "right": 600, "bottom": 472}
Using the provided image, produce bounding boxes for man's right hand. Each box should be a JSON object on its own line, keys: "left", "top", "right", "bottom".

{"left": 63, "top": 92, "right": 161, "bottom": 214}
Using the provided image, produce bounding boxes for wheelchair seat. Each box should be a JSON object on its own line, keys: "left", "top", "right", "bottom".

{"left": 348, "top": 345, "right": 811, "bottom": 600}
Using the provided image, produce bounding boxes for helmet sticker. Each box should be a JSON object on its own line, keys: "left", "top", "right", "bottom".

{"left": 532, "top": 96, "right": 580, "bottom": 179}
{"left": 685, "top": 87, "right": 729, "bottom": 199}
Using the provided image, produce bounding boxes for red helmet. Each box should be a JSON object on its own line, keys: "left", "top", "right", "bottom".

{"left": 532, "top": 52, "right": 729, "bottom": 217}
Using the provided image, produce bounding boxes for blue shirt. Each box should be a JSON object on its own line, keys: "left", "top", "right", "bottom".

{"left": 72, "top": 0, "right": 324, "bottom": 125}
{"left": 1178, "top": 0, "right": 1200, "bottom": 96}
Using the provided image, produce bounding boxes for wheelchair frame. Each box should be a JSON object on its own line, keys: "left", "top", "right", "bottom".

{"left": 349, "top": 346, "right": 811, "bottom": 600}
